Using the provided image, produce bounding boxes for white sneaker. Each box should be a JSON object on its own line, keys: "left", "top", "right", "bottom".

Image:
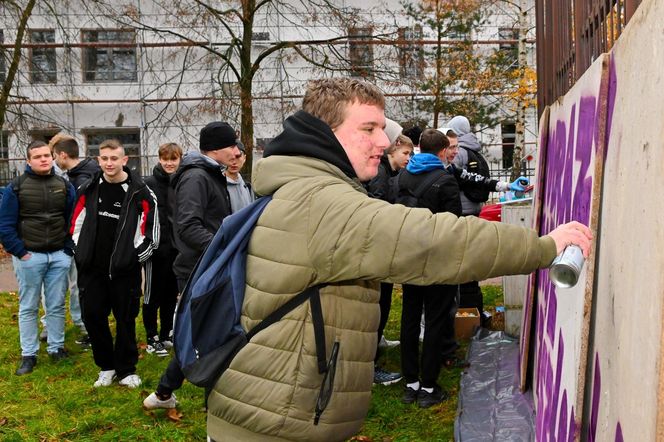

{"left": 161, "top": 339, "right": 173, "bottom": 349}
{"left": 378, "top": 335, "right": 400, "bottom": 349}
{"left": 143, "top": 392, "right": 178, "bottom": 410}
{"left": 119, "top": 374, "right": 142, "bottom": 389}
{"left": 94, "top": 370, "right": 116, "bottom": 387}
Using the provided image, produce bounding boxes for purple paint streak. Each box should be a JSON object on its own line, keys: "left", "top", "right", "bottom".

{"left": 588, "top": 352, "right": 602, "bottom": 441}
{"left": 615, "top": 422, "right": 624, "bottom": 442}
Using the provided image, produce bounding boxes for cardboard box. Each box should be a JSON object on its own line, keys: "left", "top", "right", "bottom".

{"left": 455, "top": 307, "right": 480, "bottom": 340}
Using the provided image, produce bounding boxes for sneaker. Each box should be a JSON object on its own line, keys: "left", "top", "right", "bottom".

{"left": 417, "top": 386, "right": 448, "bottom": 408}
{"left": 15, "top": 356, "right": 37, "bottom": 376}
{"left": 161, "top": 339, "right": 173, "bottom": 349}
{"left": 48, "top": 348, "right": 69, "bottom": 362}
{"left": 75, "top": 333, "right": 91, "bottom": 349}
{"left": 94, "top": 369, "right": 116, "bottom": 387}
{"left": 373, "top": 367, "right": 402, "bottom": 386}
{"left": 378, "top": 335, "right": 400, "bottom": 349}
{"left": 39, "top": 329, "right": 48, "bottom": 342}
{"left": 119, "top": 373, "right": 142, "bottom": 389}
{"left": 402, "top": 385, "right": 419, "bottom": 404}
{"left": 146, "top": 336, "right": 169, "bottom": 357}
{"left": 143, "top": 392, "right": 178, "bottom": 410}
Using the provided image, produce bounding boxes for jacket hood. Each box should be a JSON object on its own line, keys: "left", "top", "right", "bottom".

{"left": 406, "top": 153, "right": 446, "bottom": 174}
{"left": 264, "top": 110, "right": 357, "bottom": 180}
{"left": 24, "top": 165, "right": 56, "bottom": 177}
{"left": 457, "top": 132, "right": 481, "bottom": 151}
{"left": 379, "top": 153, "right": 393, "bottom": 173}
{"left": 68, "top": 158, "right": 100, "bottom": 179}
{"left": 170, "top": 150, "right": 224, "bottom": 187}
{"left": 447, "top": 116, "right": 471, "bottom": 136}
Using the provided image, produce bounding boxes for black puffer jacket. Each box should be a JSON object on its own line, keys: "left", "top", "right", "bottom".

{"left": 170, "top": 151, "right": 231, "bottom": 280}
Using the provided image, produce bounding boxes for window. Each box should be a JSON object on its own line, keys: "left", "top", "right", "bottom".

{"left": 398, "top": 26, "right": 423, "bottom": 79}
{"left": 348, "top": 27, "right": 373, "bottom": 78}
{"left": 498, "top": 27, "right": 519, "bottom": 69}
{"left": 0, "top": 30, "right": 5, "bottom": 83}
{"left": 501, "top": 122, "right": 516, "bottom": 169}
{"left": 85, "top": 130, "right": 141, "bottom": 172}
{"left": 82, "top": 30, "right": 137, "bottom": 82}
{"left": 252, "top": 32, "right": 270, "bottom": 41}
{"left": 30, "top": 30, "right": 57, "bottom": 83}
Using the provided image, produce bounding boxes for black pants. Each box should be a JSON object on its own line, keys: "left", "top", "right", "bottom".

{"left": 459, "top": 280, "right": 483, "bottom": 313}
{"left": 155, "top": 276, "right": 188, "bottom": 396}
{"left": 79, "top": 269, "right": 141, "bottom": 379}
{"left": 400, "top": 284, "right": 457, "bottom": 388}
{"left": 375, "top": 282, "right": 394, "bottom": 363}
{"left": 143, "top": 250, "right": 178, "bottom": 341}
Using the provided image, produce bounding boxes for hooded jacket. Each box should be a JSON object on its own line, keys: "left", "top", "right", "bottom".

{"left": 447, "top": 116, "right": 484, "bottom": 215}
{"left": 364, "top": 154, "right": 396, "bottom": 202}
{"left": 66, "top": 157, "right": 101, "bottom": 192}
{"left": 170, "top": 151, "right": 232, "bottom": 280}
{"left": 206, "top": 110, "right": 557, "bottom": 441}
{"left": 70, "top": 166, "right": 158, "bottom": 277}
{"left": 145, "top": 163, "right": 175, "bottom": 254}
{"left": 400, "top": 153, "right": 462, "bottom": 216}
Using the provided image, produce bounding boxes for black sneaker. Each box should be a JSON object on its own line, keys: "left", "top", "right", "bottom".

{"left": 75, "top": 333, "right": 91, "bottom": 349}
{"left": 49, "top": 348, "right": 69, "bottom": 362}
{"left": 402, "top": 385, "right": 420, "bottom": 404}
{"left": 146, "top": 336, "right": 169, "bottom": 357}
{"left": 417, "top": 386, "right": 448, "bottom": 408}
{"left": 373, "top": 367, "right": 402, "bottom": 386}
{"left": 15, "top": 356, "right": 37, "bottom": 375}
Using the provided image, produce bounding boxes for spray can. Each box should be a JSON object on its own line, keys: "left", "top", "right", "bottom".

{"left": 549, "top": 245, "right": 585, "bottom": 288}
{"left": 514, "top": 179, "right": 529, "bottom": 198}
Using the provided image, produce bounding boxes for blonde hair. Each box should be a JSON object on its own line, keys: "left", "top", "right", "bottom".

{"left": 99, "top": 139, "right": 124, "bottom": 155}
{"left": 302, "top": 78, "right": 385, "bottom": 130}
{"left": 385, "top": 134, "right": 414, "bottom": 155}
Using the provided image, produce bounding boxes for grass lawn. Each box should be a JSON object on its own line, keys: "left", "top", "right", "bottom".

{"left": 0, "top": 284, "right": 503, "bottom": 441}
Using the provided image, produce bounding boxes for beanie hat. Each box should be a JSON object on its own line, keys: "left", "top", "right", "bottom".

{"left": 384, "top": 118, "right": 403, "bottom": 144}
{"left": 200, "top": 122, "right": 238, "bottom": 151}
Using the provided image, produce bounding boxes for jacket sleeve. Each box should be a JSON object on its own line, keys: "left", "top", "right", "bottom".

{"left": 174, "top": 171, "right": 214, "bottom": 254}
{"left": 453, "top": 165, "right": 499, "bottom": 191}
{"left": 135, "top": 185, "right": 159, "bottom": 263}
{"left": 63, "top": 182, "right": 76, "bottom": 255}
{"left": 304, "top": 178, "right": 556, "bottom": 286}
{"left": 0, "top": 184, "right": 28, "bottom": 258}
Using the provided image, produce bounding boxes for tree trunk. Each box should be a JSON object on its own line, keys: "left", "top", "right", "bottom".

{"left": 240, "top": 0, "right": 256, "bottom": 181}
{"left": 511, "top": 0, "right": 528, "bottom": 180}
{"left": 0, "top": 0, "right": 36, "bottom": 129}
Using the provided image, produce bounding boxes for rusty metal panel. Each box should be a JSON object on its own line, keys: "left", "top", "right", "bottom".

{"left": 536, "top": 0, "right": 642, "bottom": 114}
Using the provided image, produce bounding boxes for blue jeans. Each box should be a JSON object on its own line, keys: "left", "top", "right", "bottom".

{"left": 13, "top": 250, "right": 71, "bottom": 356}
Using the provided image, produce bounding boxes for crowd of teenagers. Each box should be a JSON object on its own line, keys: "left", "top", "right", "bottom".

{"left": 0, "top": 78, "right": 592, "bottom": 441}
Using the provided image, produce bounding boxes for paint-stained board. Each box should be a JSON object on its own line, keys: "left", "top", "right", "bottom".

{"left": 584, "top": 0, "right": 664, "bottom": 440}
{"left": 532, "top": 53, "right": 609, "bottom": 441}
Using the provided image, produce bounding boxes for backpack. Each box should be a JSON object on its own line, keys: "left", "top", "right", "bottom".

{"left": 173, "top": 196, "right": 332, "bottom": 398}
{"left": 395, "top": 169, "right": 447, "bottom": 208}
{"left": 460, "top": 147, "right": 491, "bottom": 203}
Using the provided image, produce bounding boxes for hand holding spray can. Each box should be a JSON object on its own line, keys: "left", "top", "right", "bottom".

{"left": 549, "top": 245, "right": 585, "bottom": 288}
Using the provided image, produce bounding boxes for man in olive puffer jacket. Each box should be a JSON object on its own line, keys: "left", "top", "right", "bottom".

{"left": 206, "top": 78, "right": 593, "bottom": 441}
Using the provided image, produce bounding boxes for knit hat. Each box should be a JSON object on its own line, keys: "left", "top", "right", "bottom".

{"left": 200, "top": 122, "right": 238, "bottom": 151}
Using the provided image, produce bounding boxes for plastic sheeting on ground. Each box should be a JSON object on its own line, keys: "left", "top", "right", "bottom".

{"left": 455, "top": 329, "right": 535, "bottom": 441}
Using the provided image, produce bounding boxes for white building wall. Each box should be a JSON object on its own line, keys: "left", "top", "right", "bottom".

{"left": 1, "top": 0, "right": 537, "bottom": 179}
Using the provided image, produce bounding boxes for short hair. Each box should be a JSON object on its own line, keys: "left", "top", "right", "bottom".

{"left": 50, "top": 133, "right": 79, "bottom": 159}
{"left": 402, "top": 126, "right": 423, "bottom": 146}
{"left": 27, "top": 140, "right": 48, "bottom": 159}
{"left": 158, "top": 142, "right": 183, "bottom": 160}
{"left": 445, "top": 130, "right": 458, "bottom": 139}
{"left": 99, "top": 139, "right": 124, "bottom": 155}
{"left": 419, "top": 128, "right": 449, "bottom": 154}
{"left": 385, "top": 134, "right": 414, "bottom": 155}
{"left": 302, "top": 78, "right": 385, "bottom": 130}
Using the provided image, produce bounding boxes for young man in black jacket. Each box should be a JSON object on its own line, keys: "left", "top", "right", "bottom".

{"left": 142, "top": 142, "right": 182, "bottom": 356}
{"left": 51, "top": 133, "right": 101, "bottom": 347}
{"left": 397, "top": 128, "right": 462, "bottom": 408}
{"left": 71, "top": 139, "right": 158, "bottom": 389}
{"left": 143, "top": 122, "right": 240, "bottom": 410}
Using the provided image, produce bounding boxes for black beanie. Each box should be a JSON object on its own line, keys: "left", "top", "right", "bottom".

{"left": 200, "top": 122, "right": 238, "bottom": 151}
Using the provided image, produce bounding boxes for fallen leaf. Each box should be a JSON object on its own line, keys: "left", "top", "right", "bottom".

{"left": 0, "top": 417, "right": 7, "bottom": 426}
{"left": 166, "top": 408, "right": 183, "bottom": 422}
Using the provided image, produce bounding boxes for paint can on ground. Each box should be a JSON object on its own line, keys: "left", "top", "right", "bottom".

{"left": 549, "top": 245, "right": 585, "bottom": 288}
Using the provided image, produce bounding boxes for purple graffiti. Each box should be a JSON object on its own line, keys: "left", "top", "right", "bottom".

{"left": 615, "top": 422, "right": 623, "bottom": 442}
